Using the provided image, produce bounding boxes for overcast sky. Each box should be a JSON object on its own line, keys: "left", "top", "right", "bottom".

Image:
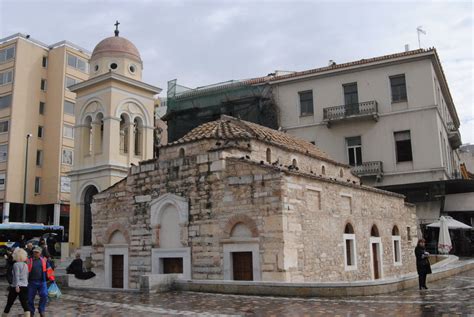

{"left": 1, "top": 0, "right": 473, "bottom": 143}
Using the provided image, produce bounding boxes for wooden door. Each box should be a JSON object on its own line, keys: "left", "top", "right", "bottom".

{"left": 372, "top": 243, "right": 380, "bottom": 279}
{"left": 232, "top": 252, "right": 253, "bottom": 281}
{"left": 111, "top": 255, "right": 124, "bottom": 288}
{"left": 163, "top": 258, "right": 183, "bottom": 274}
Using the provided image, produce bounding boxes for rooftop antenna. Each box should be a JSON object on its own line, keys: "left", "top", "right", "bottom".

{"left": 416, "top": 26, "right": 426, "bottom": 48}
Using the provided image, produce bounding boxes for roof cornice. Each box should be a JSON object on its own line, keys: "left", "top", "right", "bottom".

{"left": 69, "top": 71, "right": 161, "bottom": 95}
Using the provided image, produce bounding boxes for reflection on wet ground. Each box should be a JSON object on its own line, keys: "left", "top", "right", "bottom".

{"left": 1, "top": 269, "right": 473, "bottom": 316}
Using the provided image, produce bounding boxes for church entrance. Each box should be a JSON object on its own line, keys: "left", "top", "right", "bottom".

{"left": 83, "top": 186, "right": 98, "bottom": 246}
{"left": 111, "top": 254, "right": 124, "bottom": 288}
{"left": 232, "top": 252, "right": 253, "bottom": 281}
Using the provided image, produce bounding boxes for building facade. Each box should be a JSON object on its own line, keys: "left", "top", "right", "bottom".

{"left": 68, "top": 29, "right": 160, "bottom": 251}
{"left": 164, "top": 48, "right": 465, "bottom": 230}
{"left": 88, "top": 116, "right": 417, "bottom": 289}
{"left": 0, "top": 33, "right": 90, "bottom": 233}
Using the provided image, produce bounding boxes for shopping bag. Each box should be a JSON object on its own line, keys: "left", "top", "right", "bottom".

{"left": 47, "top": 281, "right": 62, "bottom": 299}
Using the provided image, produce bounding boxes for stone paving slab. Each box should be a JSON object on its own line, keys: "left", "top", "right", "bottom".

{"left": 1, "top": 269, "right": 473, "bottom": 316}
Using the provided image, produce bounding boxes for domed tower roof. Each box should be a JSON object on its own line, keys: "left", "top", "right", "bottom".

{"left": 91, "top": 35, "right": 142, "bottom": 63}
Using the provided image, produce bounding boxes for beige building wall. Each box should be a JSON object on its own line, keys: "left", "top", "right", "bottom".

{"left": 272, "top": 54, "right": 460, "bottom": 187}
{"left": 0, "top": 33, "right": 90, "bottom": 229}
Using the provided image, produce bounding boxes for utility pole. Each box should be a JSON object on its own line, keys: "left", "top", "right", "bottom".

{"left": 22, "top": 133, "right": 32, "bottom": 222}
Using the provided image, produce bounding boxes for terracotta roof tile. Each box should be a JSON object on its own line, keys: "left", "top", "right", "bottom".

{"left": 166, "top": 115, "right": 343, "bottom": 164}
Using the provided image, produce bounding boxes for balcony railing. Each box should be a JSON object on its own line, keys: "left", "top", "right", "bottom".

{"left": 323, "top": 100, "right": 378, "bottom": 126}
{"left": 447, "top": 122, "right": 462, "bottom": 149}
{"left": 351, "top": 161, "right": 383, "bottom": 179}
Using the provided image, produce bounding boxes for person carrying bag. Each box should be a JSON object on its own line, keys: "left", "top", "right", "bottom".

{"left": 414, "top": 238, "right": 432, "bottom": 290}
{"left": 2, "top": 248, "right": 31, "bottom": 317}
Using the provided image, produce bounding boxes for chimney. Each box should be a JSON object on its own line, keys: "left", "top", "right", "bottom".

{"left": 404, "top": 44, "right": 410, "bottom": 52}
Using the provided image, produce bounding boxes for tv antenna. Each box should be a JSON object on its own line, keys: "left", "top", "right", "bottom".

{"left": 417, "top": 26, "right": 426, "bottom": 48}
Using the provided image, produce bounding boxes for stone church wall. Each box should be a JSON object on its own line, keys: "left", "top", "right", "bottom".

{"left": 280, "top": 173, "right": 417, "bottom": 282}
{"left": 91, "top": 137, "right": 417, "bottom": 288}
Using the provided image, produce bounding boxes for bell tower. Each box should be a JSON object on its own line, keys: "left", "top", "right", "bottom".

{"left": 68, "top": 23, "right": 161, "bottom": 251}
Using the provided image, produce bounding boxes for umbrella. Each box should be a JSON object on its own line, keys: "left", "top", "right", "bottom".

{"left": 426, "top": 216, "right": 472, "bottom": 230}
{"left": 437, "top": 216, "right": 452, "bottom": 254}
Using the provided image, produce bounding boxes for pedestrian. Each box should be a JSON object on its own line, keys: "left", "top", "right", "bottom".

{"left": 25, "top": 243, "right": 34, "bottom": 259}
{"left": 18, "top": 235, "right": 27, "bottom": 249}
{"left": 2, "top": 248, "right": 30, "bottom": 317}
{"left": 414, "top": 238, "right": 432, "bottom": 290}
{"left": 38, "top": 239, "right": 50, "bottom": 259}
{"left": 66, "top": 253, "right": 96, "bottom": 280}
{"left": 27, "top": 247, "right": 55, "bottom": 317}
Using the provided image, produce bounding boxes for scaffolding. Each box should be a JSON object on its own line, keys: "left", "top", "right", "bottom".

{"left": 165, "top": 79, "right": 279, "bottom": 142}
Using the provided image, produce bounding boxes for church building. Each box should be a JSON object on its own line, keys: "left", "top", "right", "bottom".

{"left": 88, "top": 115, "right": 417, "bottom": 289}
{"left": 68, "top": 25, "right": 160, "bottom": 253}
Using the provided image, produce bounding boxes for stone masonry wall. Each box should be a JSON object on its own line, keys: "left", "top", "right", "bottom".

{"left": 91, "top": 136, "right": 416, "bottom": 288}
{"left": 280, "top": 172, "right": 417, "bottom": 282}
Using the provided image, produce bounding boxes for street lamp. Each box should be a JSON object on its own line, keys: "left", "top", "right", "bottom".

{"left": 22, "top": 133, "right": 32, "bottom": 223}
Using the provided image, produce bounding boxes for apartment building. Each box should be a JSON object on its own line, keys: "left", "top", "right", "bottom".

{"left": 271, "top": 49, "right": 461, "bottom": 189}
{"left": 165, "top": 48, "right": 468, "bottom": 227}
{"left": 0, "top": 33, "right": 90, "bottom": 234}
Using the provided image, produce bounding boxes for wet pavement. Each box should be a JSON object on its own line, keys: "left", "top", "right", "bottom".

{"left": 1, "top": 269, "right": 473, "bottom": 316}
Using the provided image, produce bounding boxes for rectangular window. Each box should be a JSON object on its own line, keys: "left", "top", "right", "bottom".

{"left": 407, "top": 227, "right": 412, "bottom": 241}
{"left": 37, "top": 126, "right": 44, "bottom": 138}
{"left": 343, "top": 82, "right": 359, "bottom": 105}
{"left": 0, "top": 173, "right": 5, "bottom": 191}
{"left": 34, "top": 177, "right": 41, "bottom": 194}
{"left": 40, "top": 79, "right": 47, "bottom": 91}
{"left": 36, "top": 150, "right": 43, "bottom": 166}
{"left": 390, "top": 74, "right": 407, "bottom": 102}
{"left": 63, "top": 124, "right": 74, "bottom": 139}
{"left": 60, "top": 176, "right": 71, "bottom": 193}
{"left": 299, "top": 90, "right": 314, "bottom": 116}
{"left": 62, "top": 148, "right": 73, "bottom": 165}
{"left": 42, "top": 56, "right": 48, "bottom": 68}
{"left": 39, "top": 102, "right": 45, "bottom": 115}
{"left": 64, "top": 101, "right": 75, "bottom": 115}
{"left": 0, "top": 120, "right": 8, "bottom": 133}
{"left": 393, "top": 237, "right": 401, "bottom": 264}
{"left": 343, "top": 234, "right": 357, "bottom": 270}
{"left": 67, "top": 53, "right": 89, "bottom": 72}
{"left": 0, "top": 70, "right": 13, "bottom": 85}
{"left": 0, "top": 144, "right": 7, "bottom": 162}
{"left": 394, "top": 130, "right": 413, "bottom": 162}
{"left": 346, "top": 136, "right": 362, "bottom": 166}
{"left": 65, "top": 76, "right": 78, "bottom": 89}
{"left": 0, "top": 46, "right": 15, "bottom": 63}
{"left": 0, "top": 95, "right": 12, "bottom": 109}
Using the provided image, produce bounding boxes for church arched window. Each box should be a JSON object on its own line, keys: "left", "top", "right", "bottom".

{"left": 134, "top": 117, "right": 143, "bottom": 156}
{"left": 120, "top": 114, "right": 130, "bottom": 154}
{"left": 83, "top": 116, "right": 93, "bottom": 156}
{"left": 94, "top": 113, "right": 104, "bottom": 154}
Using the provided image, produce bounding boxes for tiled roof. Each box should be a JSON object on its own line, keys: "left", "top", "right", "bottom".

{"left": 166, "top": 115, "right": 344, "bottom": 164}
{"left": 245, "top": 48, "right": 436, "bottom": 84}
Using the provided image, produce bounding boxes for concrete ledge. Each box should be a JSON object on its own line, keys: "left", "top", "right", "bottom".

{"left": 174, "top": 258, "right": 474, "bottom": 297}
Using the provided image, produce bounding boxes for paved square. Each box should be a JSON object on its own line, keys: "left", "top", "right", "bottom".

{"left": 1, "top": 269, "right": 473, "bottom": 316}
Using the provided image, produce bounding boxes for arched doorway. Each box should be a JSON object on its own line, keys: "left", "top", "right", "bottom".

{"left": 83, "top": 186, "right": 98, "bottom": 246}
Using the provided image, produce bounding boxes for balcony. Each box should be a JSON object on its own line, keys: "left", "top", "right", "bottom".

{"left": 323, "top": 100, "right": 378, "bottom": 127}
{"left": 351, "top": 161, "right": 383, "bottom": 180}
{"left": 447, "top": 122, "right": 462, "bottom": 149}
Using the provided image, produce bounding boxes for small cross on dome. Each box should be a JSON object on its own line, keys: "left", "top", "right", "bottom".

{"left": 114, "top": 20, "right": 120, "bottom": 37}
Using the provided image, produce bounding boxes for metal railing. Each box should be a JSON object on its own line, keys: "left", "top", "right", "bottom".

{"left": 323, "top": 100, "right": 378, "bottom": 121}
{"left": 447, "top": 122, "right": 456, "bottom": 132}
{"left": 351, "top": 161, "right": 383, "bottom": 177}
